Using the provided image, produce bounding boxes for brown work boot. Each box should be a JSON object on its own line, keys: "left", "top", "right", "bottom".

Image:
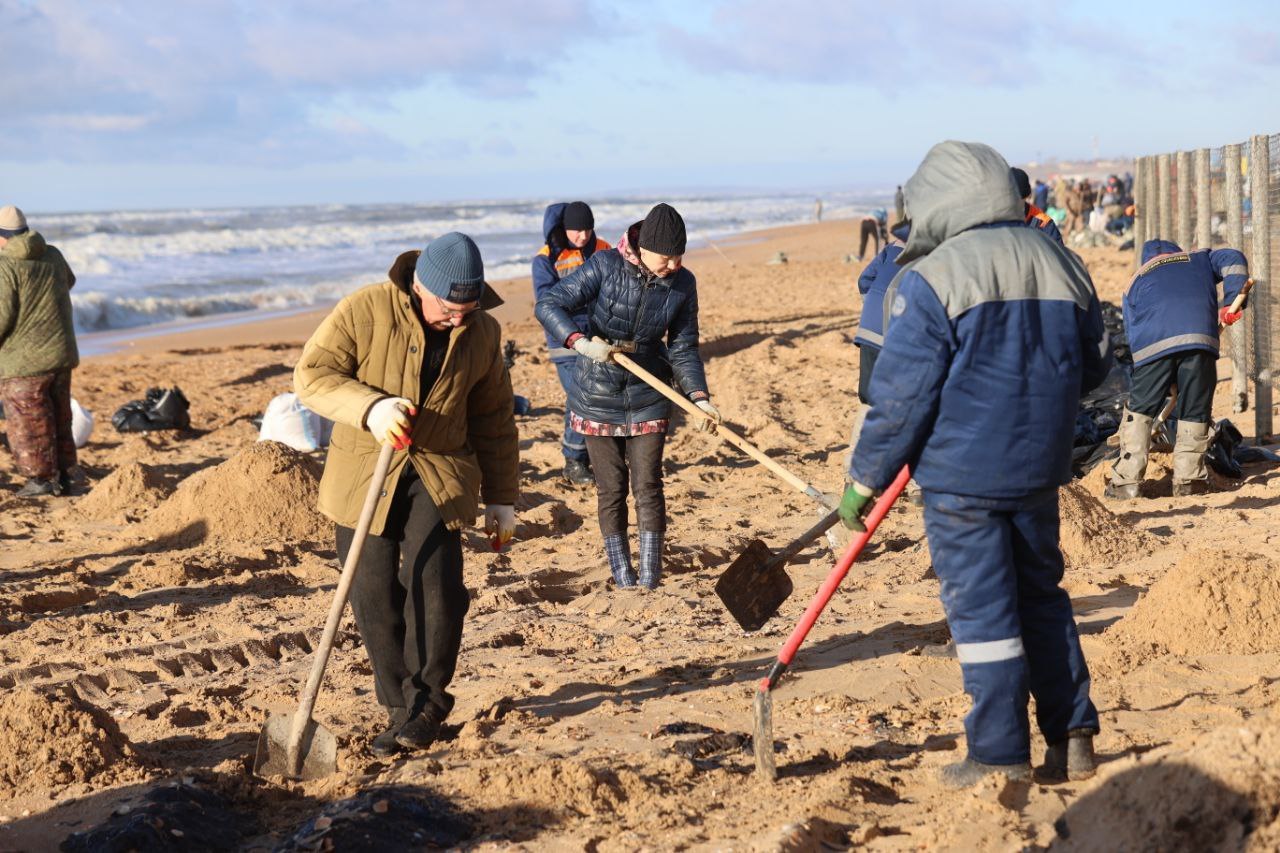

{"left": 938, "top": 757, "right": 1031, "bottom": 789}
{"left": 1171, "top": 480, "right": 1209, "bottom": 497}
{"left": 1040, "top": 731, "right": 1097, "bottom": 783}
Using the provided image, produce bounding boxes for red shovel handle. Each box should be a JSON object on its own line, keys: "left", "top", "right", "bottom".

{"left": 759, "top": 465, "right": 912, "bottom": 691}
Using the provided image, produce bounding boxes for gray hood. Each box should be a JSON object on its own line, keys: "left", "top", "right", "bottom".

{"left": 898, "top": 141, "right": 1023, "bottom": 263}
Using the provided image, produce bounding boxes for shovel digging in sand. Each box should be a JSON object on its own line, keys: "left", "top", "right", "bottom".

{"left": 253, "top": 443, "right": 395, "bottom": 781}
{"left": 752, "top": 465, "right": 910, "bottom": 780}
{"left": 611, "top": 352, "right": 836, "bottom": 511}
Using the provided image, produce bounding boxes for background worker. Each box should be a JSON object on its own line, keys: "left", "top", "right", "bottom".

{"left": 856, "top": 209, "right": 889, "bottom": 262}
{"left": 296, "top": 231, "right": 519, "bottom": 758}
{"left": 0, "top": 204, "right": 83, "bottom": 497}
{"left": 1106, "top": 238, "right": 1249, "bottom": 499}
{"left": 1013, "top": 167, "right": 1065, "bottom": 247}
{"left": 842, "top": 141, "right": 1112, "bottom": 789}
{"left": 532, "top": 201, "right": 610, "bottom": 486}
{"left": 535, "top": 203, "right": 719, "bottom": 590}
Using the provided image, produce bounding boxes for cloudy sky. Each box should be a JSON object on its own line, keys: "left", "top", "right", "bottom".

{"left": 2, "top": 0, "right": 1275, "bottom": 211}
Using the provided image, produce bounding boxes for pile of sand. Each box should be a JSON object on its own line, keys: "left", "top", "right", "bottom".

{"left": 1053, "top": 718, "right": 1280, "bottom": 850}
{"left": 0, "top": 688, "right": 142, "bottom": 797}
{"left": 76, "top": 462, "right": 169, "bottom": 521}
{"left": 1105, "top": 549, "right": 1280, "bottom": 663}
{"left": 140, "top": 441, "right": 327, "bottom": 548}
{"left": 1058, "top": 482, "right": 1157, "bottom": 569}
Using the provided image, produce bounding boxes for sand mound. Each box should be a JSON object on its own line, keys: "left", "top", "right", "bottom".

{"left": 0, "top": 688, "right": 142, "bottom": 797}
{"left": 1053, "top": 719, "right": 1280, "bottom": 851}
{"left": 140, "top": 441, "right": 327, "bottom": 547}
{"left": 1105, "top": 549, "right": 1280, "bottom": 664}
{"left": 1058, "top": 482, "right": 1156, "bottom": 568}
{"left": 76, "top": 462, "right": 170, "bottom": 521}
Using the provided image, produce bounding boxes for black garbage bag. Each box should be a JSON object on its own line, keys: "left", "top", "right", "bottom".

{"left": 1207, "top": 419, "right": 1244, "bottom": 479}
{"left": 111, "top": 386, "right": 191, "bottom": 432}
{"left": 1071, "top": 304, "right": 1132, "bottom": 477}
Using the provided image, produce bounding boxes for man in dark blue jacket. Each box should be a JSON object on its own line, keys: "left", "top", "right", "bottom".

{"left": 841, "top": 141, "right": 1112, "bottom": 788}
{"left": 532, "top": 201, "right": 611, "bottom": 486}
{"left": 1107, "top": 239, "right": 1249, "bottom": 499}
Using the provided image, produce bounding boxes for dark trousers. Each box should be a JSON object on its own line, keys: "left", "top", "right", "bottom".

{"left": 923, "top": 488, "right": 1098, "bottom": 765}
{"left": 858, "top": 219, "right": 882, "bottom": 258}
{"left": 857, "top": 345, "right": 879, "bottom": 405}
{"left": 1128, "top": 350, "right": 1216, "bottom": 424}
{"left": 585, "top": 433, "right": 666, "bottom": 536}
{"left": 0, "top": 369, "right": 76, "bottom": 480}
{"left": 336, "top": 468, "right": 468, "bottom": 720}
{"left": 553, "top": 359, "right": 590, "bottom": 463}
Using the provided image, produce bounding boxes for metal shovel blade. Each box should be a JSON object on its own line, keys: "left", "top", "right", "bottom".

{"left": 716, "top": 539, "right": 794, "bottom": 632}
{"left": 252, "top": 713, "right": 338, "bottom": 781}
{"left": 753, "top": 688, "right": 777, "bottom": 781}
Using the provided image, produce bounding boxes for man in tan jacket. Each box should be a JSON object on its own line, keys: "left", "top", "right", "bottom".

{"left": 295, "top": 231, "right": 518, "bottom": 757}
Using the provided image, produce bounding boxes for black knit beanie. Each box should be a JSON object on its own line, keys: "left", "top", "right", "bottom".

{"left": 1011, "top": 167, "right": 1032, "bottom": 200}
{"left": 638, "top": 203, "right": 686, "bottom": 256}
{"left": 563, "top": 201, "right": 594, "bottom": 231}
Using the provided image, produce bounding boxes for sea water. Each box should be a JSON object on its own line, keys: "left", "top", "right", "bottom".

{"left": 38, "top": 191, "right": 889, "bottom": 336}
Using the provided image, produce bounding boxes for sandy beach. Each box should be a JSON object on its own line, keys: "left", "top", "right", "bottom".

{"left": 3, "top": 220, "right": 1279, "bottom": 850}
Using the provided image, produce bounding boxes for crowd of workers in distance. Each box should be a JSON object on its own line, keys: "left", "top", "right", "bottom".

{"left": 0, "top": 139, "right": 1251, "bottom": 789}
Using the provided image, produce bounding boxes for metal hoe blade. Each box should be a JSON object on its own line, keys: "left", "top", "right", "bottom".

{"left": 253, "top": 713, "right": 338, "bottom": 781}
{"left": 753, "top": 688, "right": 777, "bottom": 781}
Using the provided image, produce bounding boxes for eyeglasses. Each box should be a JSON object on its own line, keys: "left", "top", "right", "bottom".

{"left": 432, "top": 294, "right": 480, "bottom": 319}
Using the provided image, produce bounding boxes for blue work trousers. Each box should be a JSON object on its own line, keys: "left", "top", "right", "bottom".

{"left": 553, "top": 358, "right": 590, "bottom": 463}
{"left": 923, "top": 488, "right": 1099, "bottom": 765}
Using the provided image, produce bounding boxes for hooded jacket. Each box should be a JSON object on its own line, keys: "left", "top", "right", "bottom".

{"left": 854, "top": 221, "right": 910, "bottom": 350}
{"left": 531, "top": 203, "right": 609, "bottom": 359}
{"left": 295, "top": 250, "right": 518, "bottom": 535}
{"left": 1123, "top": 239, "right": 1249, "bottom": 367}
{"left": 850, "top": 141, "right": 1111, "bottom": 498}
{"left": 535, "top": 221, "right": 708, "bottom": 425}
{"left": 0, "top": 231, "right": 78, "bottom": 378}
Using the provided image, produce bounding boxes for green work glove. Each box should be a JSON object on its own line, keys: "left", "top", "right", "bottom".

{"left": 838, "top": 481, "right": 876, "bottom": 531}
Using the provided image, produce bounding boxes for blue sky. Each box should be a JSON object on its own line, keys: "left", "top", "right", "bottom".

{"left": 1, "top": 0, "right": 1276, "bottom": 211}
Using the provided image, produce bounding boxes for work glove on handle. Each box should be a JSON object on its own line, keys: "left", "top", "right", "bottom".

{"left": 573, "top": 336, "right": 617, "bottom": 363}
{"left": 366, "top": 397, "right": 416, "bottom": 450}
{"left": 1220, "top": 306, "right": 1243, "bottom": 326}
{"left": 484, "top": 504, "right": 516, "bottom": 551}
{"left": 838, "top": 480, "right": 876, "bottom": 531}
{"left": 694, "top": 399, "right": 722, "bottom": 433}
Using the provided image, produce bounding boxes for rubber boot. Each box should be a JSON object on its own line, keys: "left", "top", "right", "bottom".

{"left": 938, "top": 757, "right": 1031, "bottom": 789}
{"left": 638, "top": 530, "right": 663, "bottom": 589}
{"left": 1106, "top": 408, "right": 1153, "bottom": 500}
{"left": 562, "top": 458, "right": 594, "bottom": 487}
{"left": 370, "top": 706, "right": 409, "bottom": 758}
{"left": 605, "top": 533, "right": 637, "bottom": 588}
{"left": 16, "top": 477, "right": 60, "bottom": 497}
{"left": 1171, "top": 420, "right": 1212, "bottom": 496}
{"left": 1040, "top": 730, "right": 1097, "bottom": 783}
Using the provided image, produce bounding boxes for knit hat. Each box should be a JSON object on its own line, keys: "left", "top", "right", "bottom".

{"left": 638, "top": 203, "right": 686, "bottom": 256}
{"left": 1011, "top": 167, "right": 1032, "bottom": 200}
{"left": 563, "top": 201, "right": 594, "bottom": 232}
{"left": 414, "top": 232, "right": 486, "bottom": 303}
{"left": 0, "top": 206, "right": 28, "bottom": 239}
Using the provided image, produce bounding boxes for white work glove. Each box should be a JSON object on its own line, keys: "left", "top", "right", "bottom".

{"left": 694, "top": 399, "right": 722, "bottom": 433}
{"left": 484, "top": 504, "right": 516, "bottom": 551}
{"left": 573, "top": 336, "right": 617, "bottom": 363}
{"left": 366, "top": 397, "right": 416, "bottom": 449}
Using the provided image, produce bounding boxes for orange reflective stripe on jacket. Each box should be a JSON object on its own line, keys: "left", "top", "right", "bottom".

{"left": 1025, "top": 203, "right": 1053, "bottom": 226}
{"left": 537, "top": 237, "right": 612, "bottom": 278}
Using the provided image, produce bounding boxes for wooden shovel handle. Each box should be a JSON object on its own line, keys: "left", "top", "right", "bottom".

{"left": 611, "top": 352, "right": 826, "bottom": 504}
{"left": 286, "top": 442, "right": 395, "bottom": 775}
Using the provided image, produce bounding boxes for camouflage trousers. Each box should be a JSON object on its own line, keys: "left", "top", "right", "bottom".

{"left": 0, "top": 370, "right": 77, "bottom": 481}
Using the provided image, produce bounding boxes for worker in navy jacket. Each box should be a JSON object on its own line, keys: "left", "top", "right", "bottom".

{"left": 532, "top": 201, "right": 611, "bottom": 486}
{"left": 1013, "top": 167, "right": 1064, "bottom": 247}
{"left": 843, "top": 141, "right": 1111, "bottom": 789}
{"left": 1107, "top": 239, "right": 1249, "bottom": 499}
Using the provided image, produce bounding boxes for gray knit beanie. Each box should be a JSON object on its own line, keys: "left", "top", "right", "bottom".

{"left": 414, "top": 232, "right": 486, "bottom": 303}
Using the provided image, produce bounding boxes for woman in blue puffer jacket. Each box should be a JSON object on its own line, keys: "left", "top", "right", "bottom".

{"left": 535, "top": 203, "right": 720, "bottom": 589}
